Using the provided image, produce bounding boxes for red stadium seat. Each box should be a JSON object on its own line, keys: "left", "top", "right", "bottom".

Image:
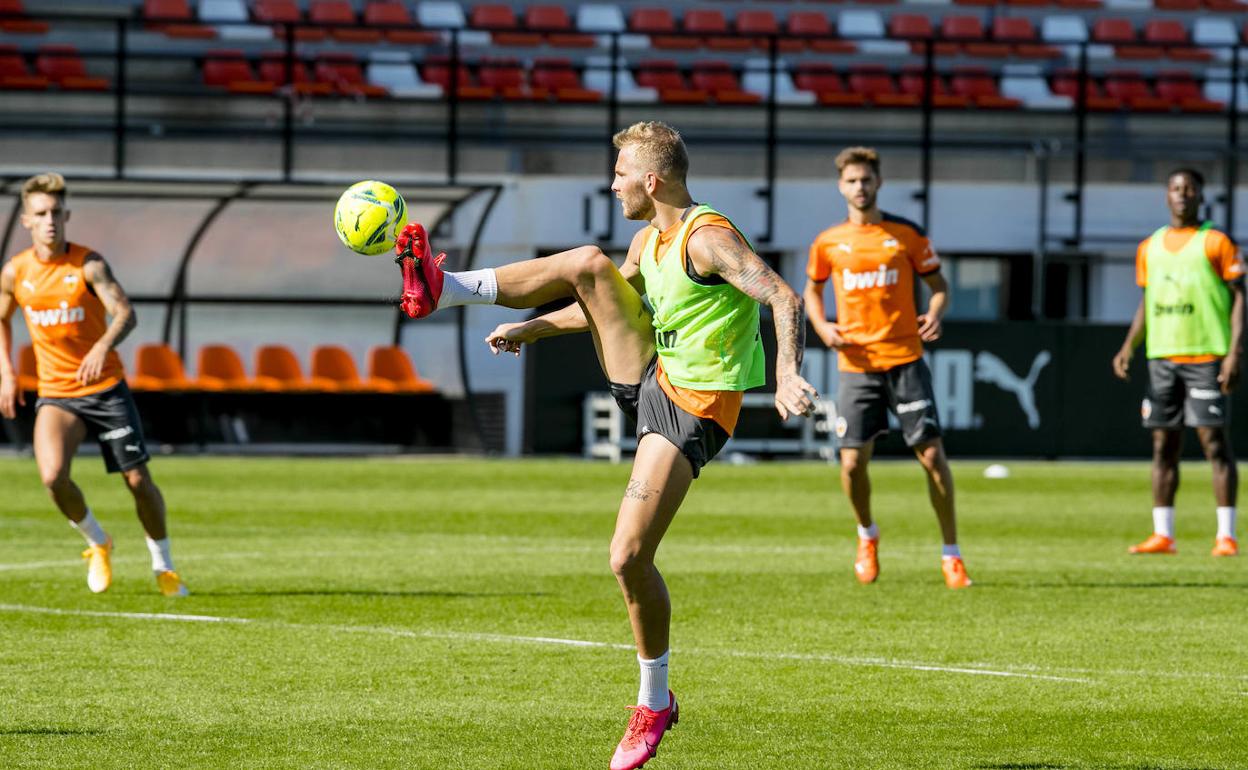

{"left": 0, "top": 44, "right": 48, "bottom": 89}
{"left": 685, "top": 8, "right": 750, "bottom": 51}
{"left": 950, "top": 66, "right": 1022, "bottom": 108}
{"left": 129, "top": 344, "right": 194, "bottom": 391}
{"left": 690, "top": 60, "right": 761, "bottom": 104}
{"left": 422, "top": 56, "right": 496, "bottom": 100}
{"left": 367, "top": 346, "right": 436, "bottom": 393}
{"left": 143, "top": 0, "right": 216, "bottom": 38}
{"left": 309, "top": 0, "right": 381, "bottom": 43}
{"left": 196, "top": 344, "right": 270, "bottom": 391}
{"left": 471, "top": 4, "right": 541, "bottom": 46}
{"left": 1051, "top": 70, "right": 1123, "bottom": 110}
{"left": 735, "top": 9, "right": 796, "bottom": 52}
{"left": 525, "top": 5, "right": 593, "bottom": 48}
{"left": 1103, "top": 70, "right": 1173, "bottom": 111}
{"left": 994, "top": 18, "right": 1060, "bottom": 58}
{"left": 900, "top": 67, "right": 972, "bottom": 108}
{"left": 1092, "top": 18, "right": 1135, "bottom": 43}
{"left": 1156, "top": 72, "right": 1223, "bottom": 111}
{"left": 634, "top": 60, "right": 708, "bottom": 103}
{"left": 531, "top": 58, "right": 601, "bottom": 102}
{"left": 792, "top": 63, "right": 866, "bottom": 106}
{"left": 17, "top": 344, "right": 38, "bottom": 392}
{"left": 849, "top": 65, "right": 921, "bottom": 107}
{"left": 1143, "top": 20, "right": 1211, "bottom": 61}
{"left": 889, "top": 14, "right": 933, "bottom": 40}
{"left": 315, "top": 52, "right": 387, "bottom": 97}
{"left": 0, "top": 0, "right": 49, "bottom": 34}
{"left": 254, "top": 0, "right": 324, "bottom": 41}
{"left": 630, "top": 7, "right": 697, "bottom": 50}
{"left": 1156, "top": 0, "right": 1201, "bottom": 8}
{"left": 944, "top": 15, "right": 1010, "bottom": 57}
{"left": 478, "top": 58, "right": 536, "bottom": 100}
{"left": 259, "top": 51, "right": 332, "bottom": 94}
{"left": 35, "top": 44, "right": 109, "bottom": 91}
{"left": 784, "top": 11, "right": 851, "bottom": 53}
{"left": 203, "top": 49, "right": 275, "bottom": 94}
{"left": 362, "top": 2, "right": 439, "bottom": 44}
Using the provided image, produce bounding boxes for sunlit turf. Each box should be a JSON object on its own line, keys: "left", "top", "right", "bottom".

{"left": 0, "top": 456, "right": 1244, "bottom": 769}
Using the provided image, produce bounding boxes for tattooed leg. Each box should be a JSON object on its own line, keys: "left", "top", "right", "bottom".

{"left": 609, "top": 433, "right": 694, "bottom": 658}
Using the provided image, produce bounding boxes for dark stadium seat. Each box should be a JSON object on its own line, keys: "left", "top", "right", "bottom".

{"left": 1092, "top": 17, "right": 1136, "bottom": 44}
{"left": 785, "top": 11, "right": 854, "bottom": 53}
{"left": 792, "top": 62, "right": 868, "bottom": 107}
{"left": 254, "top": 344, "right": 325, "bottom": 391}
{"left": 734, "top": 9, "right": 797, "bottom": 52}
{"left": 315, "top": 51, "right": 388, "bottom": 97}
{"left": 196, "top": 344, "right": 271, "bottom": 391}
{"left": 944, "top": 16, "right": 1011, "bottom": 57}
{"left": 524, "top": 5, "right": 594, "bottom": 48}
{"left": 0, "top": 44, "right": 48, "bottom": 90}
{"left": 888, "top": 13, "right": 933, "bottom": 40}
{"left": 993, "top": 18, "right": 1060, "bottom": 59}
{"left": 629, "top": 7, "right": 697, "bottom": 50}
{"left": 1144, "top": 20, "right": 1211, "bottom": 62}
{"left": 309, "top": 0, "right": 382, "bottom": 43}
{"left": 1156, "top": 0, "right": 1201, "bottom": 9}
{"left": 421, "top": 56, "right": 496, "bottom": 99}
{"left": 311, "top": 345, "right": 384, "bottom": 392}
{"left": 17, "top": 344, "right": 37, "bottom": 392}
{"left": 531, "top": 57, "right": 601, "bottom": 102}
{"left": 130, "top": 344, "right": 195, "bottom": 391}
{"left": 470, "top": 4, "right": 541, "bottom": 46}
{"left": 848, "top": 65, "right": 921, "bottom": 107}
{"left": 1103, "top": 70, "right": 1173, "bottom": 111}
{"left": 367, "top": 346, "right": 436, "bottom": 393}
{"left": 0, "top": 0, "right": 49, "bottom": 34}
{"left": 143, "top": 0, "right": 216, "bottom": 38}
{"left": 253, "top": 0, "right": 325, "bottom": 41}
{"left": 1156, "top": 72, "right": 1223, "bottom": 111}
{"left": 1051, "top": 70, "right": 1123, "bottom": 110}
{"left": 478, "top": 58, "right": 536, "bottom": 100}
{"left": 684, "top": 8, "right": 751, "bottom": 52}
{"left": 35, "top": 44, "right": 109, "bottom": 91}
{"left": 203, "top": 49, "right": 275, "bottom": 93}
{"left": 362, "top": 2, "right": 440, "bottom": 45}
{"left": 950, "top": 66, "right": 1023, "bottom": 108}
{"left": 634, "top": 60, "right": 708, "bottom": 103}
{"left": 899, "top": 67, "right": 972, "bottom": 108}
{"left": 690, "top": 60, "right": 761, "bottom": 104}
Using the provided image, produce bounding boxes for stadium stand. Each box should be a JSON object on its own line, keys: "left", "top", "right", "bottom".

{"left": 254, "top": 344, "right": 329, "bottom": 391}
{"left": 130, "top": 343, "right": 195, "bottom": 391}
{"left": 196, "top": 344, "right": 269, "bottom": 391}
{"left": 366, "top": 346, "right": 437, "bottom": 393}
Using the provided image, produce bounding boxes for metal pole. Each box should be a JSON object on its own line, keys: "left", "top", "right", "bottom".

{"left": 597, "top": 33, "right": 620, "bottom": 242}
{"left": 756, "top": 33, "right": 778, "bottom": 245}
{"left": 447, "top": 29, "right": 460, "bottom": 183}
{"left": 281, "top": 24, "right": 294, "bottom": 181}
{"left": 1034, "top": 143, "right": 1049, "bottom": 320}
{"left": 918, "top": 39, "right": 934, "bottom": 232}
{"left": 1070, "top": 42, "right": 1088, "bottom": 247}
{"left": 1228, "top": 45, "right": 1240, "bottom": 236}
{"left": 113, "top": 19, "right": 127, "bottom": 178}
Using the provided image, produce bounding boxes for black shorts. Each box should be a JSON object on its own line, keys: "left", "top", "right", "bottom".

{"left": 835, "top": 358, "right": 943, "bottom": 449}
{"left": 36, "top": 381, "right": 151, "bottom": 473}
{"left": 609, "top": 356, "right": 729, "bottom": 479}
{"left": 1143, "top": 359, "right": 1229, "bottom": 429}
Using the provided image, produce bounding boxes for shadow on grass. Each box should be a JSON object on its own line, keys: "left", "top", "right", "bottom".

{"left": 0, "top": 727, "right": 104, "bottom": 736}
{"left": 975, "top": 764, "right": 1221, "bottom": 770}
{"left": 980, "top": 582, "right": 1247, "bottom": 590}
{"left": 193, "top": 589, "right": 548, "bottom": 599}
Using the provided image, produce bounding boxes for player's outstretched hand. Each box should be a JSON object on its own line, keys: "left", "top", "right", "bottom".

{"left": 775, "top": 373, "right": 819, "bottom": 421}
{"left": 485, "top": 322, "right": 536, "bottom": 357}
{"left": 0, "top": 375, "right": 24, "bottom": 419}
{"left": 917, "top": 313, "right": 942, "bottom": 342}
{"left": 1111, "top": 348, "right": 1132, "bottom": 381}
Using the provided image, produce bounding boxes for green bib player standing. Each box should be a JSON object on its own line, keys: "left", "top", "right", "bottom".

{"left": 1113, "top": 168, "right": 1245, "bottom": 557}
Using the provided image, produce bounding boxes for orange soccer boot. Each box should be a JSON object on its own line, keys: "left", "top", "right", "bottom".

{"left": 941, "top": 556, "right": 972, "bottom": 589}
{"left": 854, "top": 537, "right": 879, "bottom": 584}
{"left": 1128, "top": 533, "right": 1176, "bottom": 554}
{"left": 1212, "top": 536, "right": 1238, "bottom": 557}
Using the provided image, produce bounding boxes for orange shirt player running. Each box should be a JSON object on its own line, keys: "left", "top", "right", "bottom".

{"left": 807, "top": 214, "right": 941, "bottom": 372}
{"left": 10, "top": 242, "right": 126, "bottom": 398}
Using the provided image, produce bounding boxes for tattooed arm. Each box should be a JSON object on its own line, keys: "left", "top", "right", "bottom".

{"left": 80, "top": 253, "right": 135, "bottom": 385}
{"left": 686, "top": 225, "right": 818, "bottom": 420}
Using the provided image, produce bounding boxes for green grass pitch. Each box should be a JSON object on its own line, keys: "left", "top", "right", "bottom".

{"left": 0, "top": 456, "right": 1244, "bottom": 769}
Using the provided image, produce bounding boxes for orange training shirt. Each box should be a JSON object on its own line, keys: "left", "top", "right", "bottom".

{"left": 650, "top": 212, "right": 744, "bottom": 435}
{"left": 807, "top": 213, "right": 941, "bottom": 373}
{"left": 1136, "top": 226, "right": 1245, "bottom": 364}
{"left": 9, "top": 243, "right": 125, "bottom": 398}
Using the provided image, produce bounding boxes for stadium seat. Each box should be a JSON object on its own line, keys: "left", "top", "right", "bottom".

{"left": 478, "top": 58, "right": 537, "bottom": 100}
{"left": 254, "top": 0, "right": 324, "bottom": 41}
{"left": 992, "top": 17, "right": 1057, "bottom": 59}
{"left": 367, "top": 346, "right": 436, "bottom": 393}
{"left": 367, "top": 51, "right": 441, "bottom": 98}
{"left": 1156, "top": 0, "right": 1201, "bottom": 8}
{"left": 143, "top": 0, "right": 216, "bottom": 38}
{"left": 1092, "top": 17, "right": 1135, "bottom": 43}
{"left": 792, "top": 62, "right": 868, "bottom": 107}
{"left": 1103, "top": 70, "right": 1174, "bottom": 110}
{"left": 899, "top": 67, "right": 972, "bottom": 108}
{"left": 741, "top": 58, "right": 817, "bottom": 105}
{"left": 421, "top": 56, "right": 495, "bottom": 100}
{"left": 582, "top": 56, "right": 658, "bottom": 102}
{"left": 889, "top": 14, "right": 933, "bottom": 40}
{"left": 629, "top": 7, "right": 697, "bottom": 50}
{"left": 525, "top": 5, "right": 594, "bottom": 48}
{"left": 1204, "top": 67, "right": 1248, "bottom": 109}
{"left": 17, "top": 344, "right": 37, "bottom": 392}
{"left": 950, "top": 66, "right": 1023, "bottom": 108}
{"left": 309, "top": 0, "right": 381, "bottom": 43}
{"left": 254, "top": 345, "right": 326, "bottom": 391}
{"left": 201, "top": 0, "right": 270, "bottom": 40}
{"left": 634, "top": 59, "right": 708, "bottom": 103}
{"left": 530, "top": 58, "right": 601, "bottom": 102}
{"left": 576, "top": 3, "right": 623, "bottom": 32}
{"left": 196, "top": 344, "right": 268, "bottom": 391}
{"left": 129, "top": 343, "right": 194, "bottom": 391}
{"left": 684, "top": 8, "right": 751, "bottom": 52}
{"left": 311, "top": 345, "right": 385, "bottom": 392}
{"left": 735, "top": 9, "right": 796, "bottom": 52}
{"left": 849, "top": 65, "right": 921, "bottom": 107}
{"left": 0, "top": 44, "right": 48, "bottom": 90}
{"left": 470, "top": 4, "right": 541, "bottom": 46}
{"left": 945, "top": 16, "right": 1011, "bottom": 57}
{"left": 35, "top": 45, "right": 109, "bottom": 91}
{"left": 785, "top": 10, "right": 846, "bottom": 53}
{"left": 1144, "top": 20, "right": 1211, "bottom": 62}
{"left": 1051, "top": 69, "right": 1124, "bottom": 109}
{"left": 0, "top": 0, "right": 49, "bottom": 34}
{"left": 838, "top": 10, "right": 885, "bottom": 39}
{"left": 203, "top": 49, "right": 275, "bottom": 94}
{"left": 690, "top": 60, "right": 761, "bottom": 104}
{"left": 1192, "top": 18, "right": 1238, "bottom": 47}
{"left": 1000, "top": 63, "right": 1074, "bottom": 109}
{"left": 1155, "top": 72, "right": 1223, "bottom": 111}
{"left": 258, "top": 51, "right": 331, "bottom": 94}
{"left": 362, "top": 1, "right": 439, "bottom": 44}
{"left": 1041, "top": 15, "right": 1089, "bottom": 43}
{"left": 315, "top": 52, "right": 387, "bottom": 97}
{"left": 417, "top": 1, "right": 490, "bottom": 45}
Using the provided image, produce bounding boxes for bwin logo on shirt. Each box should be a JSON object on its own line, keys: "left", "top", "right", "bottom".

{"left": 842, "top": 265, "right": 899, "bottom": 292}
{"left": 24, "top": 301, "right": 85, "bottom": 328}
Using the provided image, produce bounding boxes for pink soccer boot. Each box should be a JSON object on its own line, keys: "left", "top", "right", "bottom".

{"left": 394, "top": 222, "right": 446, "bottom": 319}
{"left": 609, "top": 691, "right": 678, "bottom": 770}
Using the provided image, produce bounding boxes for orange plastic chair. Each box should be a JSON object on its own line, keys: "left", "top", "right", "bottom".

{"left": 254, "top": 344, "right": 326, "bottom": 391}
{"left": 129, "top": 343, "right": 194, "bottom": 391}
{"left": 17, "top": 343, "right": 38, "bottom": 392}
{"left": 196, "top": 344, "right": 268, "bottom": 391}
{"left": 367, "top": 346, "right": 436, "bottom": 393}
{"left": 310, "top": 344, "right": 386, "bottom": 392}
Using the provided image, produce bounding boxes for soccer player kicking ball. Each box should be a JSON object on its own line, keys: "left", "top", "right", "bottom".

{"left": 1113, "top": 168, "right": 1244, "bottom": 557}
{"left": 393, "top": 121, "right": 817, "bottom": 769}
{"left": 0, "top": 173, "right": 186, "bottom": 597}
{"left": 804, "top": 147, "right": 971, "bottom": 589}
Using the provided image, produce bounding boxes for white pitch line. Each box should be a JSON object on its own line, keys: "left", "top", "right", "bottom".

{"left": 0, "top": 603, "right": 1087, "bottom": 683}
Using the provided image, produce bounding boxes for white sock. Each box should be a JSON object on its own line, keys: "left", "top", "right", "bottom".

{"left": 71, "top": 510, "right": 108, "bottom": 547}
{"left": 637, "top": 651, "right": 670, "bottom": 711}
{"left": 1216, "top": 506, "right": 1237, "bottom": 540}
{"left": 941, "top": 544, "right": 962, "bottom": 559}
{"left": 1153, "top": 506, "right": 1175, "bottom": 538}
{"left": 439, "top": 268, "right": 498, "bottom": 308}
{"left": 857, "top": 522, "right": 879, "bottom": 540}
{"left": 146, "top": 536, "right": 174, "bottom": 574}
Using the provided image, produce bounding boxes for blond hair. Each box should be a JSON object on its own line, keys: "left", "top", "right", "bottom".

{"left": 835, "top": 147, "right": 881, "bottom": 178}
{"left": 21, "top": 172, "right": 67, "bottom": 207}
{"left": 612, "top": 121, "right": 689, "bottom": 185}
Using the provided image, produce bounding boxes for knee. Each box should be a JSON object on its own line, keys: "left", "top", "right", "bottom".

{"left": 39, "top": 466, "right": 70, "bottom": 492}
{"left": 609, "top": 540, "right": 651, "bottom": 581}
{"left": 569, "top": 246, "right": 614, "bottom": 284}
{"left": 841, "top": 455, "right": 867, "bottom": 480}
{"left": 122, "top": 467, "right": 154, "bottom": 496}
{"left": 915, "top": 444, "right": 943, "bottom": 472}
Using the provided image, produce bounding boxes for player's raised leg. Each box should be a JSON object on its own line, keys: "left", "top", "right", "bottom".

{"left": 608, "top": 433, "right": 690, "bottom": 770}
{"left": 840, "top": 443, "right": 879, "bottom": 584}
{"left": 1196, "top": 426, "right": 1239, "bottom": 556}
{"left": 1131, "top": 428, "right": 1182, "bottom": 554}
{"left": 34, "top": 404, "right": 112, "bottom": 593}
{"left": 913, "top": 439, "right": 970, "bottom": 588}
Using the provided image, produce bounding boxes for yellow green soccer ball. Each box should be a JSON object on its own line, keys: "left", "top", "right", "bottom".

{"left": 333, "top": 180, "right": 408, "bottom": 256}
